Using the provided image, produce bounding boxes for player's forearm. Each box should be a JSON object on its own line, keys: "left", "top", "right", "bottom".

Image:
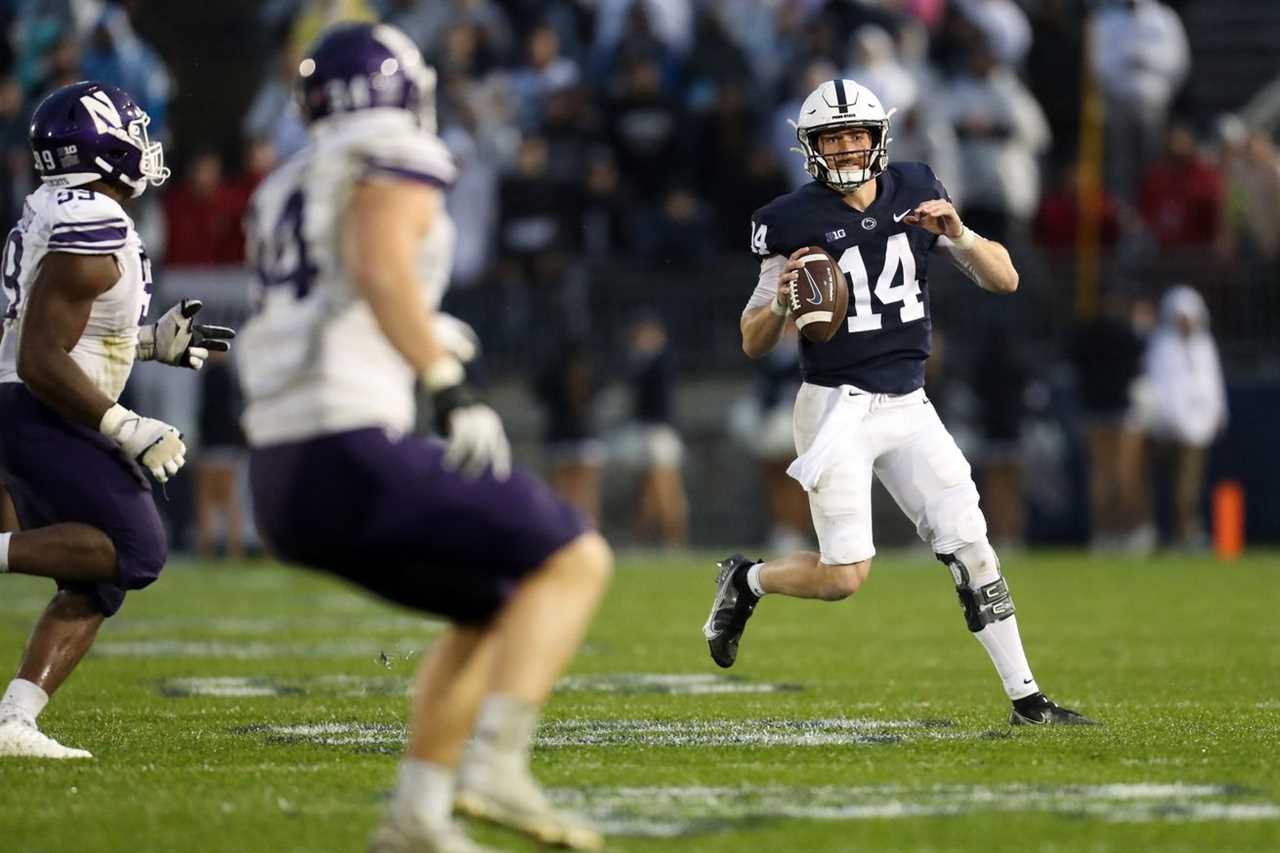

{"left": 955, "top": 229, "right": 1019, "bottom": 294}
{"left": 741, "top": 305, "right": 787, "bottom": 359}
{"left": 16, "top": 345, "right": 115, "bottom": 429}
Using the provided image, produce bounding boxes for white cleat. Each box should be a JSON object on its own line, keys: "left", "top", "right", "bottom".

{"left": 368, "top": 815, "right": 496, "bottom": 853}
{"left": 0, "top": 717, "right": 93, "bottom": 759}
{"left": 456, "top": 765, "right": 603, "bottom": 851}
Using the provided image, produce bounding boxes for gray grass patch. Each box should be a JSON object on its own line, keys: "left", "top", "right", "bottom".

{"left": 555, "top": 673, "right": 802, "bottom": 695}
{"left": 550, "top": 783, "right": 1280, "bottom": 836}
{"left": 161, "top": 675, "right": 406, "bottom": 699}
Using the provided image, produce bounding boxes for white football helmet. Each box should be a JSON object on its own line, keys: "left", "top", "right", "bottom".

{"left": 792, "top": 79, "right": 894, "bottom": 192}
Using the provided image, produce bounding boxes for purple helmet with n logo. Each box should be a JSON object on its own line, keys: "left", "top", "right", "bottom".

{"left": 298, "top": 22, "right": 437, "bottom": 131}
{"left": 29, "top": 81, "right": 169, "bottom": 198}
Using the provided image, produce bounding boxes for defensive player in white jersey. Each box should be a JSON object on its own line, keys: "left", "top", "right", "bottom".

{"left": 0, "top": 81, "right": 234, "bottom": 758}
{"left": 238, "top": 24, "right": 611, "bottom": 853}
{"left": 703, "top": 80, "right": 1094, "bottom": 726}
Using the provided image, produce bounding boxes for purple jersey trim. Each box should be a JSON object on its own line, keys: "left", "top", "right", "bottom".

{"left": 48, "top": 224, "right": 128, "bottom": 245}
{"left": 46, "top": 242, "right": 127, "bottom": 255}
{"left": 51, "top": 218, "right": 127, "bottom": 231}
{"left": 363, "top": 160, "right": 449, "bottom": 188}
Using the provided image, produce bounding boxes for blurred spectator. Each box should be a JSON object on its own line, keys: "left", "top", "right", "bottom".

{"left": 1216, "top": 116, "right": 1280, "bottom": 262}
{"left": 194, "top": 352, "right": 247, "bottom": 559}
{"left": 1137, "top": 123, "right": 1224, "bottom": 250}
{"left": 286, "top": 0, "right": 378, "bottom": 62}
{"left": 505, "top": 22, "right": 580, "bottom": 132}
{"left": 1025, "top": 0, "right": 1082, "bottom": 165}
{"left": 580, "top": 147, "right": 626, "bottom": 258}
{"left": 593, "top": 0, "right": 693, "bottom": 69}
{"left": 535, "top": 337, "right": 604, "bottom": 524}
{"left": 162, "top": 150, "right": 252, "bottom": 267}
{"left": 243, "top": 52, "right": 309, "bottom": 162}
{"left": 0, "top": 77, "right": 28, "bottom": 225}
{"left": 841, "top": 24, "right": 917, "bottom": 117}
{"left": 440, "top": 102, "right": 499, "bottom": 289}
{"left": 384, "top": 0, "right": 512, "bottom": 64}
{"left": 80, "top": 1, "right": 173, "bottom": 140}
{"left": 726, "top": 325, "right": 811, "bottom": 552}
{"left": 1069, "top": 291, "right": 1151, "bottom": 553}
{"left": 683, "top": 5, "right": 752, "bottom": 114}
{"left": 938, "top": 39, "right": 1050, "bottom": 244}
{"left": 971, "top": 327, "right": 1029, "bottom": 549}
{"left": 611, "top": 314, "right": 688, "bottom": 548}
{"left": 1143, "top": 285, "right": 1228, "bottom": 550}
{"left": 1034, "top": 161, "right": 1126, "bottom": 251}
{"left": 952, "top": 0, "right": 1032, "bottom": 69}
{"left": 1088, "top": 0, "right": 1190, "bottom": 201}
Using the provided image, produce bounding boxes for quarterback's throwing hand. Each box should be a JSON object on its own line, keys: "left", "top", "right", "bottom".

{"left": 903, "top": 200, "right": 965, "bottom": 240}
{"left": 137, "top": 299, "right": 236, "bottom": 370}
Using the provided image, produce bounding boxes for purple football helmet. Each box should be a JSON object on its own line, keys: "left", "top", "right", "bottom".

{"left": 297, "top": 22, "right": 437, "bottom": 131}
{"left": 28, "top": 81, "right": 169, "bottom": 198}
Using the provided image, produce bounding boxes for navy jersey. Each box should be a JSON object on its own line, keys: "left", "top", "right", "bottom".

{"left": 750, "top": 162, "right": 949, "bottom": 393}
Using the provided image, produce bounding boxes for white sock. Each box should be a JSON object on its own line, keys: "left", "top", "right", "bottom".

{"left": 0, "top": 678, "right": 49, "bottom": 724}
{"left": 745, "top": 562, "right": 767, "bottom": 597}
{"left": 0, "top": 531, "right": 11, "bottom": 572}
{"left": 469, "top": 693, "right": 539, "bottom": 772}
{"left": 952, "top": 541, "right": 1038, "bottom": 700}
{"left": 392, "top": 758, "right": 455, "bottom": 826}
{"left": 974, "top": 615, "right": 1039, "bottom": 699}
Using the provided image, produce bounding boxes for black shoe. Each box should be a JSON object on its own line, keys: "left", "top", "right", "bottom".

{"left": 1009, "top": 693, "right": 1098, "bottom": 726}
{"left": 702, "top": 554, "right": 761, "bottom": 668}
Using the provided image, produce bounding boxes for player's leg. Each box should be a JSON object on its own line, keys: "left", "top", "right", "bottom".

{"left": 874, "top": 396, "right": 1094, "bottom": 725}
{"left": 251, "top": 429, "right": 609, "bottom": 850}
{"left": 0, "top": 386, "right": 168, "bottom": 757}
{"left": 704, "top": 384, "right": 877, "bottom": 667}
{"left": 1, "top": 523, "right": 118, "bottom": 581}
{"left": 455, "top": 532, "right": 610, "bottom": 849}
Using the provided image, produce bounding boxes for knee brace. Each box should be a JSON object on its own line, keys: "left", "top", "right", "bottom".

{"left": 935, "top": 540, "right": 1014, "bottom": 633}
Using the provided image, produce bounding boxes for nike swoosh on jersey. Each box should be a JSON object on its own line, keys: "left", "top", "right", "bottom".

{"left": 893, "top": 209, "right": 913, "bottom": 223}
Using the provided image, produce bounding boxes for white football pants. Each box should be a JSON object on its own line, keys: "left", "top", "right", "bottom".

{"left": 789, "top": 382, "right": 987, "bottom": 565}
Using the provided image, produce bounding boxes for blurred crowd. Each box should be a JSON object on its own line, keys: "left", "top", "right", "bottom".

{"left": 0, "top": 0, "right": 1271, "bottom": 553}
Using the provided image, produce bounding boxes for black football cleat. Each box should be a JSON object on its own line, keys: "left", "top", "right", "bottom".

{"left": 702, "top": 554, "right": 761, "bottom": 668}
{"left": 1009, "top": 693, "right": 1098, "bottom": 726}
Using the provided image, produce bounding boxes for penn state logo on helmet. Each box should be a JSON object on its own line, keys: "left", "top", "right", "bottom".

{"left": 28, "top": 81, "right": 169, "bottom": 198}
{"left": 297, "top": 22, "right": 437, "bottom": 131}
{"left": 791, "top": 79, "right": 894, "bottom": 193}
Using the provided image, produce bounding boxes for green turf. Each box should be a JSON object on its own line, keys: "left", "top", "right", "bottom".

{"left": 1, "top": 550, "right": 1278, "bottom": 852}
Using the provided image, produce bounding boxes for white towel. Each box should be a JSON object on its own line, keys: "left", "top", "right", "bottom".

{"left": 786, "top": 387, "right": 875, "bottom": 491}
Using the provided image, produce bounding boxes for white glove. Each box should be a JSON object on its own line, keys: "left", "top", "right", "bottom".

{"left": 424, "top": 358, "right": 511, "bottom": 481}
{"left": 136, "top": 299, "right": 236, "bottom": 370}
{"left": 433, "top": 312, "right": 480, "bottom": 364}
{"left": 99, "top": 403, "right": 187, "bottom": 483}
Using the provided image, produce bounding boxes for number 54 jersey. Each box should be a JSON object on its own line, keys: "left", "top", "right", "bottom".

{"left": 238, "top": 112, "right": 457, "bottom": 447}
{"left": 750, "top": 161, "right": 951, "bottom": 395}
{"left": 0, "top": 185, "right": 151, "bottom": 401}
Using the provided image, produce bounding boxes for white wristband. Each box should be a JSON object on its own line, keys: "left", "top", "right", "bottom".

{"left": 952, "top": 226, "right": 978, "bottom": 250}
{"left": 770, "top": 297, "right": 787, "bottom": 317}
{"left": 422, "top": 357, "right": 465, "bottom": 392}
{"left": 98, "top": 403, "right": 132, "bottom": 436}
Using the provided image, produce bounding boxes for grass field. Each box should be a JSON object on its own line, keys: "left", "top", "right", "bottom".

{"left": 1, "top": 549, "right": 1278, "bottom": 852}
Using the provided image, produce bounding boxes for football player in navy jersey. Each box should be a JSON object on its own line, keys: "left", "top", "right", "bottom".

{"left": 703, "top": 79, "right": 1093, "bottom": 726}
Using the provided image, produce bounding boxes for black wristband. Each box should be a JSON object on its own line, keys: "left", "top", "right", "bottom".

{"left": 431, "top": 382, "right": 479, "bottom": 436}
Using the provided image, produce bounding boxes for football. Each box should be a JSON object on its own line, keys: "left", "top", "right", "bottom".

{"left": 789, "top": 247, "right": 848, "bottom": 343}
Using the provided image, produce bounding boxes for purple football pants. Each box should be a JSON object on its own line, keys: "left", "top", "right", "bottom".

{"left": 0, "top": 383, "right": 167, "bottom": 616}
{"left": 250, "top": 427, "right": 589, "bottom": 625}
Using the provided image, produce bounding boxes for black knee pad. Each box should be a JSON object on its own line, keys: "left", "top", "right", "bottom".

{"left": 935, "top": 551, "right": 1015, "bottom": 633}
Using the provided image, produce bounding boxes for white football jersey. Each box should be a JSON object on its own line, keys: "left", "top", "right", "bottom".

{"left": 0, "top": 185, "right": 151, "bottom": 401}
{"left": 237, "top": 110, "right": 457, "bottom": 445}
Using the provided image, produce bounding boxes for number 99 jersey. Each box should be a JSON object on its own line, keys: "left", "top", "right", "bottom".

{"left": 237, "top": 111, "right": 457, "bottom": 446}
{"left": 750, "top": 161, "right": 950, "bottom": 394}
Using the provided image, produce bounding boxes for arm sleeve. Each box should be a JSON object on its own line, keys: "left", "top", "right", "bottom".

{"left": 935, "top": 236, "right": 990, "bottom": 291}
{"left": 742, "top": 254, "right": 786, "bottom": 318}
